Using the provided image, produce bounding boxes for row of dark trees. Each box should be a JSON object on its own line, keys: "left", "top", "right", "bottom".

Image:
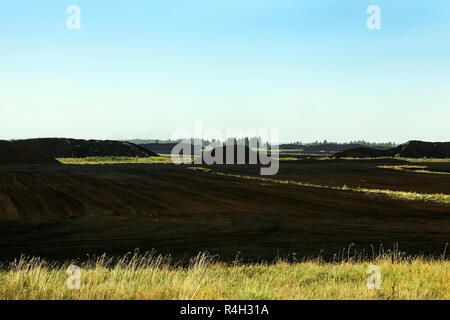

{"left": 292, "top": 140, "right": 397, "bottom": 147}
{"left": 137, "top": 138, "right": 396, "bottom": 148}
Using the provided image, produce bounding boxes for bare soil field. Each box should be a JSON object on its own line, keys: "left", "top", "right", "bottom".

{"left": 209, "top": 158, "right": 450, "bottom": 194}
{"left": 0, "top": 160, "right": 449, "bottom": 262}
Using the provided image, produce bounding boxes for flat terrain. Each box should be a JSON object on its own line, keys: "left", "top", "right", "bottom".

{"left": 0, "top": 159, "right": 449, "bottom": 262}
{"left": 210, "top": 158, "right": 450, "bottom": 194}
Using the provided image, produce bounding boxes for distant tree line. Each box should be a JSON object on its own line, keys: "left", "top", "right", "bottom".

{"left": 130, "top": 138, "right": 397, "bottom": 148}
{"left": 292, "top": 140, "right": 397, "bottom": 147}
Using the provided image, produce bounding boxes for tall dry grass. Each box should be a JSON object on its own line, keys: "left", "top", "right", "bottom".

{"left": 0, "top": 251, "right": 449, "bottom": 300}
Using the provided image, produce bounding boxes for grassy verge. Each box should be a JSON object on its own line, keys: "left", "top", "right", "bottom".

{"left": 339, "top": 157, "right": 450, "bottom": 163}
{"left": 57, "top": 155, "right": 306, "bottom": 164}
{"left": 378, "top": 165, "right": 450, "bottom": 175}
{"left": 57, "top": 155, "right": 193, "bottom": 165}
{"left": 57, "top": 156, "right": 450, "bottom": 165}
{"left": 0, "top": 253, "right": 448, "bottom": 300}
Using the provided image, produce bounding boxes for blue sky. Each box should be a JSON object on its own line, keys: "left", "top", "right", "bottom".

{"left": 1, "top": 0, "right": 449, "bottom": 143}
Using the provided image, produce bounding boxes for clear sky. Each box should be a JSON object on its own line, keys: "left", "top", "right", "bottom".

{"left": 1, "top": 0, "right": 449, "bottom": 143}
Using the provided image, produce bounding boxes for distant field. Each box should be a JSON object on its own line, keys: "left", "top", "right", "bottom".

{"left": 57, "top": 155, "right": 193, "bottom": 165}
{"left": 339, "top": 157, "right": 450, "bottom": 163}
{"left": 57, "top": 154, "right": 450, "bottom": 166}
{"left": 0, "top": 254, "right": 448, "bottom": 300}
{"left": 378, "top": 165, "right": 450, "bottom": 175}
{"left": 57, "top": 154, "right": 320, "bottom": 163}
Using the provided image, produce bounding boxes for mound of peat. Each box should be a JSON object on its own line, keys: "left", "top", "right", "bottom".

{"left": 202, "top": 145, "right": 262, "bottom": 164}
{"left": 140, "top": 143, "right": 202, "bottom": 155}
{"left": 13, "top": 138, "right": 158, "bottom": 158}
{"left": 334, "top": 147, "right": 391, "bottom": 158}
{"left": 335, "top": 141, "right": 450, "bottom": 159}
{"left": 0, "top": 140, "right": 60, "bottom": 165}
{"left": 276, "top": 144, "right": 305, "bottom": 150}
{"left": 389, "top": 140, "right": 450, "bottom": 158}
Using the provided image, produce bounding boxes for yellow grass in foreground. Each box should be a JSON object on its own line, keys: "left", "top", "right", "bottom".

{"left": 0, "top": 254, "right": 449, "bottom": 300}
